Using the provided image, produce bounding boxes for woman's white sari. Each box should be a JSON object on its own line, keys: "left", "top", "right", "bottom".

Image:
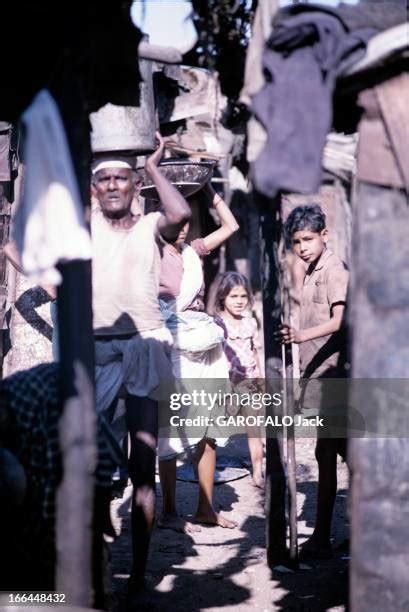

{"left": 158, "top": 244, "right": 230, "bottom": 459}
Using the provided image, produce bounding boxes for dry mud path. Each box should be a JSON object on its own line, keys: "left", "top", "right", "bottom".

{"left": 110, "top": 436, "right": 349, "bottom": 611}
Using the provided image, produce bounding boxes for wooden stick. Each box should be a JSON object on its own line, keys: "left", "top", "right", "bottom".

{"left": 287, "top": 342, "right": 299, "bottom": 565}
{"left": 281, "top": 257, "right": 299, "bottom": 568}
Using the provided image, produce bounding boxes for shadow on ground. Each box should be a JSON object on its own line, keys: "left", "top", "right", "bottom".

{"left": 109, "top": 439, "right": 349, "bottom": 611}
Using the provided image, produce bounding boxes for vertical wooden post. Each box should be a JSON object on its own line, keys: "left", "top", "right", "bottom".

{"left": 350, "top": 74, "right": 409, "bottom": 612}
{"left": 349, "top": 182, "right": 409, "bottom": 611}
{"left": 258, "top": 192, "right": 288, "bottom": 566}
{"left": 0, "top": 185, "right": 11, "bottom": 369}
{"left": 52, "top": 77, "right": 96, "bottom": 607}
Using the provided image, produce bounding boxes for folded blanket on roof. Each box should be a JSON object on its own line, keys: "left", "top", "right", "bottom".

{"left": 251, "top": 4, "right": 375, "bottom": 198}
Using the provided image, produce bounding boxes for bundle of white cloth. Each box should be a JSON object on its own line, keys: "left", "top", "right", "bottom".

{"left": 160, "top": 244, "right": 224, "bottom": 353}
{"left": 12, "top": 89, "right": 92, "bottom": 286}
{"left": 158, "top": 243, "right": 230, "bottom": 460}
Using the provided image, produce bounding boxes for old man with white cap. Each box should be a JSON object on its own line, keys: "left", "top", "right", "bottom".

{"left": 91, "top": 132, "right": 191, "bottom": 600}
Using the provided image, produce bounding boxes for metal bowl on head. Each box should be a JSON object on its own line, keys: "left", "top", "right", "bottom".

{"left": 139, "top": 159, "right": 216, "bottom": 201}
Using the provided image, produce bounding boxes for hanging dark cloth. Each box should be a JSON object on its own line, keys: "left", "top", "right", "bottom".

{"left": 251, "top": 5, "right": 376, "bottom": 198}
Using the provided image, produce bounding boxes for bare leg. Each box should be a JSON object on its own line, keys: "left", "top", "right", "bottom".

{"left": 242, "top": 406, "right": 264, "bottom": 488}
{"left": 126, "top": 395, "right": 157, "bottom": 593}
{"left": 193, "top": 439, "right": 237, "bottom": 529}
{"left": 301, "top": 438, "right": 338, "bottom": 558}
{"left": 158, "top": 458, "right": 200, "bottom": 533}
{"left": 247, "top": 435, "right": 264, "bottom": 489}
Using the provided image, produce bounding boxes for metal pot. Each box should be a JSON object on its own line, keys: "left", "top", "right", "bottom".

{"left": 89, "top": 56, "right": 156, "bottom": 154}
{"left": 140, "top": 159, "right": 216, "bottom": 200}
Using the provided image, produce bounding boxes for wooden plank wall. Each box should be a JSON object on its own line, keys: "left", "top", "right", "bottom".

{"left": 0, "top": 185, "right": 11, "bottom": 370}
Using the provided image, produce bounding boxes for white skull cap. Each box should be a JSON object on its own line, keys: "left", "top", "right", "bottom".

{"left": 92, "top": 159, "right": 133, "bottom": 174}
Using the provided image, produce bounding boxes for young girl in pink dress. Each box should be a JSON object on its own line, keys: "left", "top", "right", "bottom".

{"left": 214, "top": 272, "right": 265, "bottom": 488}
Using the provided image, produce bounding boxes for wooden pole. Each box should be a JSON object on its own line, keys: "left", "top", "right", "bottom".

{"left": 280, "top": 255, "right": 299, "bottom": 568}
{"left": 0, "top": 183, "right": 12, "bottom": 369}
{"left": 52, "top": 76, "right": 96, "bottom": 607}
{"left": 286, "top": 377, "right": 298, "bottom": 564}
{"left": 289, "top": 341, "right": 300, "bottom": 564}
{"left": 257, "top": 192, "right": 287, "bottom": 566}
{"left": 350, "top": 73, "right": 409, "bottom": 611}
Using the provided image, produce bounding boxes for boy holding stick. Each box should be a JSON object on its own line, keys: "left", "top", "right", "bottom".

{"left": 280, "top": 204, "right": 349, "bottom": 559}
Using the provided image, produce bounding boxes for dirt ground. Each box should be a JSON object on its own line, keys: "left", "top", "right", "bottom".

{"left": 109, "top": 435, "right": 349, "bottom": 612}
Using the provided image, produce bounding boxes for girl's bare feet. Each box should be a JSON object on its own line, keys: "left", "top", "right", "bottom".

{"left": 250, "top": 454, "right": 265, "bottom": 489}
{"left": 157, "top": 513, "right": 201, "bottom": 534}
{"left": 193, "top": 510, "right": 238, "bottom": 529}
{"left": 251, "top": 474, "right": 265, "bottom": 490}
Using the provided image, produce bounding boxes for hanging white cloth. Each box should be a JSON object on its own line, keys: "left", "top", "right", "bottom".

{"left": 12, "top": 89, "right": 92, "bottom": 286}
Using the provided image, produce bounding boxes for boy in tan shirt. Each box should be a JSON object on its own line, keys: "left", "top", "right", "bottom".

{"left": 280, "top": 204, "right": 349, "bottom": 558}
